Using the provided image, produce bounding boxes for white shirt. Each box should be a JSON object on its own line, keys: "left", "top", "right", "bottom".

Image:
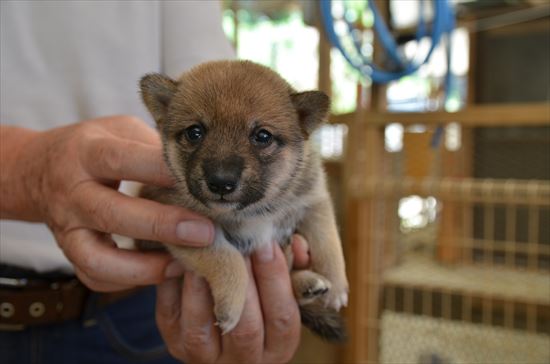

{"left": 0, "top": 0, "right": 234, "bottom": 273}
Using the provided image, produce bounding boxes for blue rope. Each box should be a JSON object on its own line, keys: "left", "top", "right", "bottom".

{"left": 321, "top": 0, "right": 456, "bottom": 148}
{"left": 367, "top": 0, "right": 406, "bottom": 69}
{"left": 320, "top": 0, "right": 455, "bottom": 84}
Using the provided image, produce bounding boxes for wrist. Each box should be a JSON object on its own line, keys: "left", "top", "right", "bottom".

{"left": 0, "top": 125, "right": 44, "bottom": 221}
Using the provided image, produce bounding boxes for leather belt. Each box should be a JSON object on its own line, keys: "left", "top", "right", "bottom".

{"left": 0, "top": 276, "right": 140, "bottom": 331}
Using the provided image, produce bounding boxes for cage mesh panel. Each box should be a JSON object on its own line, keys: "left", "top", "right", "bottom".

{"left": 353, "top": 123, "right": 550, "bottom": 363}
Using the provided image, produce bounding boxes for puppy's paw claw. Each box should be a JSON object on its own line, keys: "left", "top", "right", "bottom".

{"left": 214, "top": 315, "right": 239, "bottom": 335}
{"left": 325, "top": 288, "right": 349, "bottom": 311}
{"left": 303, "top": 284, "right": 329, "bottom": 299}
{"left": 213, "top": 305, "right": 241, "bottom": 335}
{"left": 293, "top": 271, "right": 332, "bottom": 305}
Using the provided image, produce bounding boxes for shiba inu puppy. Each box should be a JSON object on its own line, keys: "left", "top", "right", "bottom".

{"left": 139, "top": 60, "right": 348, "bottom": 341}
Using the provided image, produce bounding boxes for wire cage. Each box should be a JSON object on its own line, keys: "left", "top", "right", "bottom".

{"left": 344, "top": 116, "right": 550, "bottom": 363}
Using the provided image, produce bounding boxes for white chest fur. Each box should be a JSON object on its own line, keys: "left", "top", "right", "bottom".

{"left": 240, "top": 216, "right": 279, "bottom": 247}
{"left": 216, "top": 213, "right": 295, "bottom": 254}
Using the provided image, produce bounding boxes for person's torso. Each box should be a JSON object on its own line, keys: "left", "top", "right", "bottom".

{"left": 0, "top": 0, "right": 233, "bottom": 273}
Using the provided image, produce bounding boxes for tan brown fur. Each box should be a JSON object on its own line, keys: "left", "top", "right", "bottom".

{"left": 138, "top": 60, "right": 348, "bottom": 340}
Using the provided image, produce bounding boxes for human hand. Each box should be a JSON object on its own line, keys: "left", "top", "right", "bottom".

{"left": 11, "top": 116, "right": 214, "bottom": 291}
{"left": 156, "top": 235, "right": 310, "bottom": 364}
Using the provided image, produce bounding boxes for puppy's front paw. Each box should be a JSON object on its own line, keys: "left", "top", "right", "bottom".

{"left": 210, "top": 273, "right": 248, "bottom": 335}
{"left": 214, "top": 301, "right": 242, "bottom": 335}
{"left": 291, "top": 270, "right": 332, "bottom": 305}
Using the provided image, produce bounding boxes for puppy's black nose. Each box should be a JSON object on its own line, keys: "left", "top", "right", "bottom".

{"left": 203, "top": 155, "right": 244, "bottom": 196}
{"left": 207, "top": 176, "right": 237, "bottom": 195}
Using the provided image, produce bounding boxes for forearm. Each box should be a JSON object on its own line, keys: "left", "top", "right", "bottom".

{"left": 0, "top": 125, "right": 42, "bottom": 221}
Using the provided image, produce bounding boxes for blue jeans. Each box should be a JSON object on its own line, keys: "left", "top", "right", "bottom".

{"left": 0, "top": 286, "right": 181, "bottom": 364}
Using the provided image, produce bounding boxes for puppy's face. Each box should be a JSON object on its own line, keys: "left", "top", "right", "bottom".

{"left": 140, "top": 61, "right": 328, "bottom": 218}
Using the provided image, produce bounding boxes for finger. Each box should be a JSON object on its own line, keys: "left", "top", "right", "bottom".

{"left": 74, "top": 182, "right": 214, "bottom": 246}
{"left": 81, "top": 136, "right": 173, "bottom": 187}
{"left": 156, "top": 278, "right": 185, "bottom": 358}
{"left": 61, "top": 229, "right": 180, "bottom": 288}
{"left": 179, "top": 271, "right": 220, "bottom": 363}
{"left": 156, "top": 277, "right": 182, "bottom": 324}
{"left": 221, "top": 259, "right": 264, "bottom": 364}
{"left": 93, "top": 115, "right": 161, "bottom": 146}
{"left": 74, "top": 266, "right": 135, "bottom": 292}
{"left": 291, "top": 234, "right": 310, "bottom": 269}
{"left": 252, "top": 242, "right": 301, "bottom": 363}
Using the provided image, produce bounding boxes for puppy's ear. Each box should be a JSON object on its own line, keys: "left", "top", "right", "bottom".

{"left": 140, "top": 73, "right": 178, "bottom": 124}
{"left": 291, "top": 91, "right": 330, "bottom": 136}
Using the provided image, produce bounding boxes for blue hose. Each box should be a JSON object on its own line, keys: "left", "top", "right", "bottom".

{"left": 320, "top": 0, "right": 455, "bottom": 84}
{"left": 321, "top": 0, "right": 456, "bottom": 148}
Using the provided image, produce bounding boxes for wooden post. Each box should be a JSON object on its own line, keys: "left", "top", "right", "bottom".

{"left": 437, "top": 27, "right": 477, "bottom": 265}
{"left": 317, "top": 5, "right": 332, "bottom": 98}
{"left": 344, "top": 1, "right": 390, "bottom": 361}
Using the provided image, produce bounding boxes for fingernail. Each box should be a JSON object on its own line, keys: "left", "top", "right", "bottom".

{"left": 256, "top": 241, "right": 275, "bottom": 263}
{"left": 176, "top": 220, "right": 213, "bottom": 245}
{"left": 165, "top": 260, "right": 185, "bottom": 278}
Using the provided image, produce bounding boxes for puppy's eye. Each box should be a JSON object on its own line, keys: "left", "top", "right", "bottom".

{"left": 252, "top": 129, "right": 273, "bottom": 146}
{"left": 185, "top": 125, "right": 205, "bottom": 143}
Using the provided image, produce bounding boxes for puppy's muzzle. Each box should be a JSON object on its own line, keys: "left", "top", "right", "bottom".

{"left": 202, "top": 156, "right": 244, "bottom": 198}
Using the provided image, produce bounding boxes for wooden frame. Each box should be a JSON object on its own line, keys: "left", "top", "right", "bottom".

{"left": 331, "top": 102, "right": 550, "bottom": 127}
{"left": 336, "top": 3, "right": 550, "bottom": 364}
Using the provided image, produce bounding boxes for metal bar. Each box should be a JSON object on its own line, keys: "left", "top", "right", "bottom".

{"left": 422, "top": 288, "right": 433, "bottom": 317}
{"left": 404, "top": 286, "right": 413, "bottom": 314}
{"left": 505, "top": 205, "right": 517, "bottom": 268}
{"left": 527, "top": 304, "right": 537, "bottom": 332}
{"left": 484, "top": 204, "right": 495, "bottom": 265}
{"left": 504, "top": 300, "right": 515, "bottom": 330}
{"left": 387, "top": 285, "right": 396, "bottom": 312}
{"left": 463, "top": 294, "right": 472, "bottom": 322}
{"left": 528, "top": 206, "right": 540, "bottom": 270}
{"left": 355, "top": 178, "right": 550, "bottom": 206}
{"left": 461, "top": 238, "right": 550, "bottom": 255}
{"left": 482, "top": 297, "right": 493, "bottom": 326}
{"left": 442, "top": 289, "right": 452, "bottom": 321}
{"left": 462, "top": 202, "right": 473, "bottom": 264}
